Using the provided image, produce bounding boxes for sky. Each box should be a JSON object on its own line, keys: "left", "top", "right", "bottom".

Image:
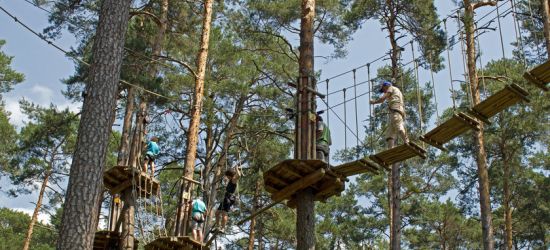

{"left": 0, "top": 0, "right": 523, "bottom": 224}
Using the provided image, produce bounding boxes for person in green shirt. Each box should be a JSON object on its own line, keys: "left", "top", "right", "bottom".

{"left": 316, "top": 114, "right": 331, "bottom": 163}
{"left": 191, "top": 197, "right": 207, "bottom": 242}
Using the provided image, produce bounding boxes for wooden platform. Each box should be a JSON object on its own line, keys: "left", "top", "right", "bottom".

{"left": 333, "top": 158, "right": 384, "bottom": 176}
{"left": 144, "top": 236, "right": 204, "bottom": 250}
{"left": 369, "top": 141, "right": 426, "bottom": 167}
{"left": 93, "top": 231, "right": 120, "bottom": 250}
{"left": 420, "top": 112, "right": 480, "bottom": 151}
{"left": 523, "top": 59, "right": 550, "bottom": 91}
{"left": 468, "top": 84, "right": 530, "bottom": 124}
{"left": 264, "top": 160, "right": 345, "bottom": 207}
{"left": 104, "top": 166, "right": 160, "bottom": 198}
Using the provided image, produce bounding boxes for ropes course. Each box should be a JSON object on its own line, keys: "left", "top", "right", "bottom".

{"left": 2, "top": 0, "right": 549, "bottom": 249}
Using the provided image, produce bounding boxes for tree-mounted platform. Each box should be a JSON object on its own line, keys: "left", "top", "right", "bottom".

{"left": 420, "top": 112, "right": 480, "bottom": 151}
{"left": 93, "top": 231, "right": 120, "bottom": 250}
{"left": 468, "top": 83, "right": 530, "bottom": 124}
{"left": 103, "top": 166, "right": 160, "bottom": 198}
{"left": 144, "top": 236, "right": 204, "bottom": 250}
{"left": 264, "top": 160, "right": 345, "bottom": 208}
{"left": 523, "top": 59, "right": 550, "bottom": 91}
{"left": 369, "top": 141, "right": 426, "bottom": 167}
{"left": 93, "top": 230, "right": 138, "bottom": 250}
{"left": 332, "top": 158, "right": 384, "bottom": 176}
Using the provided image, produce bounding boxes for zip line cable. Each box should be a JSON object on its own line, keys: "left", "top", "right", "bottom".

{"left": 0, "top": 5, "right": 176, "bottom": 101}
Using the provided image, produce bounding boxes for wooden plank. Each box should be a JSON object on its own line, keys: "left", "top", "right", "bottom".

{"left": 271, "top": 168, "right": 326, "bottom": 201}
{"left": 523, "top": 69, "right": 550, "bottom": 91}
{"left": 369, "top": 142, "right": 426, "bottom": 167}
{"left": 531, "top": 61, "right": 550, "bottom": 78}
{"left": 315, "top": 178, "right": 343, "bottom": 200}
{"left": 419, "top": 135, "right": 447, "bottom": 152}
{"left": 110, "top": 179, "right": 133, "bottom": 194}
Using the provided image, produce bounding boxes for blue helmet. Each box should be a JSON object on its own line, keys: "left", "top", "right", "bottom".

{"left": 379, "top": 81, "right": 392, "bottom": 93}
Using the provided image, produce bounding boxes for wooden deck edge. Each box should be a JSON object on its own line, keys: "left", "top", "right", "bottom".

{"left": 507, "top": 84, "right": 531, "bottom": 102}
{"left": 455, "top": 113, "right": 481, "bottom": 131}
{"left": 419, "top": 136, "right": 447, "bottom": 152}
{"left": 468, "top": 108, "right": 492, "bottom": 125}
{"left": 523, "top": 71, "right": 549, "bottom": 91}
{"left": 406, "top": 142, "right": 427, "bottom": 159}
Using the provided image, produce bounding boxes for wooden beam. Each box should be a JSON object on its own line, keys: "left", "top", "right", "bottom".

{"left": 507, "top": 84, "right": 531, "bottom": 102}
{"left": 271, "top": 168, "right": 325, "bottom": 201}
{"left": 419, "top": 135, "right": 448, "bottom": 152}
{"left": 523, "top": 71, "right": 549, "bottom": 91}
{"left": 468, "top": 108, "right": 492, "bottom": 125}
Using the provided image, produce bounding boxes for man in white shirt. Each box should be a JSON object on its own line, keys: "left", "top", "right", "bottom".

{"left": 370, "top": 81, "right": 409, "bottom": 148}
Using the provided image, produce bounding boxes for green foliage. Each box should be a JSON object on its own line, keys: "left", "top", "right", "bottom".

{"left": 345, "top": 0, "right": 447, "bottom": 70}
{"left": 404, "top": 199, "right": 482, "bottom": 249}
{"left": 6, "top": 101, "right": 78, "bottom": 208}
{"left": 0, "top": 104, "right": 17, "bottom": 170}
{"left": 0, "top": 40, "right": 24, "bottom": 94}
{"left": 0, "top": 207, "right": 56, "bottom": 250}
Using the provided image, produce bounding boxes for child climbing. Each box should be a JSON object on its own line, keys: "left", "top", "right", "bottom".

{"left": 142, "top": 136, "right": 160, "bottom": 176}
{"left": 215, "top": 166, "right": 241, "bottom": 233}
{"left": 370, "top": 81, "right": 409, "bottom": 148}
{"left": 316, "top": 113, "right": 331, "bottom": 162}
{"left": 191, "top": 197, "right": 207, "bottom": 242}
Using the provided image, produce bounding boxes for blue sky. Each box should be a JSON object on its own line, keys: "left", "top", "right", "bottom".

{"left": 0, "top": 0, "right": 521, "bottom": 222}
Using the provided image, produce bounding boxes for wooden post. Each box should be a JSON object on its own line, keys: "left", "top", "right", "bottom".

{"left": 463, "top": 1, "right": 497, "bottom": 249}
{"left": 120, "top": 189, "right": 135, "bottom": 250}
{"left": 542, "top": 0, "right": 550, "bottom": 55}
{"left": 295, "top": 0, "right": 317, "bottom": 249}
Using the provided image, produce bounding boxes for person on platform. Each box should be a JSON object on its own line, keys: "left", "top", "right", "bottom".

{"left": 142, "top": 136, "right": 160, "bottom": 176}
{"left": 370, "top": 81, "right": 409, "bottom": 148}
{"left": 316, "top": 114, "right": 332, "bottom": 162}
{"left": 191, "top": 197, "right": 207, "bottom": 242}
{"left": 215, "top": 166, "right": 241, "bottom": 233}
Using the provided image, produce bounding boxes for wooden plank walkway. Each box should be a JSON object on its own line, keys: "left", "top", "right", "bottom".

{"left": 468, "top": 84, "right": 530, "bottom": 124}
{"left": 523, "top": 59, "right": 550, "bottom": 91}
{"left": 333, "top": 158, "right": 384, "bottom": 176}
{"left": 144, "top": 236, "right": 204, "bottom": 250}
{"left": 420, "top": 112, "right": 480, "bottom": 151}
{"left": 103, "top": 166, "right": 160, "bottom": 198}
{"left": 369, "top": 141, "right": 426, "bottom": 167}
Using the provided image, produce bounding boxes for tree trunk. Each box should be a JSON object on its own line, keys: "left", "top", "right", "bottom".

{"left": 247, "top": 179, "right": 262, "bottom": 250}
{"left": 117, "top": 87, "right": 135, "bottom": 166}
{"left": 296, "top": 0, "right": 316, "bottom": 249}
{"left": 542, "top": 0, "right": 550, "bottom": 55}
{"left": 204, "top": 96, "right": 246, "bottom": 235}
{"left": 499, "top": 113, "right": 513, "bottom": 250}
{"left": 56, "top": 0, "right": 132, "bottom": 249}
{"left": 22, "top": 171, "right": 51, "bottom": 250}
{"left": 463, "top": 1, "right": 495, "bottom": 249}
{"left": 175, "top": 0, "right": 214, "bottom": 236}
{"left": 385, "top": 2, "right": 401, "bottom": 248}
{"left": 120, "top": 189, "right": 135, "bottom": 249}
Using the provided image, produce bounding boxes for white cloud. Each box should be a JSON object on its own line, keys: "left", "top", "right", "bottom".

{"left": 13, "top": 207, "right": 52, "bottom": 225}
{"left": 4, "top": 96, "right": 27, "bottom": 128}
{"left": 30, "top": 85, "right": 54, "bottom": 106}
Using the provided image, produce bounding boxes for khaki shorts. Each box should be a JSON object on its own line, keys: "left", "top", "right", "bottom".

{"left": 386, "top": 111, "right": 406, "bottom": 141}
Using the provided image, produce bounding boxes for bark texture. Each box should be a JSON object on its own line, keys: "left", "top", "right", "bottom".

{"left": 295, "top": 1, "right": 316, "bottom": 250}
{"left": 117, "top": 87, "right": 135, "bottom": 166}
{"left": 384, "top": 1, "right": 401, "bottom": 248}
{"left": 22, "top": 171, "right": 51, "bottom": 250}
{"left": 175, "top": 0, "right": 214, "bottom": 236}
{"left": 463, "top": 1, "right": 496, "bottom": 249}
{"left": 542, "top": 0, "right": 550, "bottom": 55}
{"left": 120, "top": 188, "right": 135, "bottom": 249}
{"left": 247, "top": 179, "right": 262, "bottom": 250}
{"left": 56, "top": 0, "right": 132, "bottom": 248}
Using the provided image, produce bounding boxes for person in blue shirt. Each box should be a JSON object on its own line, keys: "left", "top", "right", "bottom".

{"left": 191, "top": 197, "right": 207, "bottom": 242}
{"left": 142, "top": 136, "right": 160, "bottom": 176}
